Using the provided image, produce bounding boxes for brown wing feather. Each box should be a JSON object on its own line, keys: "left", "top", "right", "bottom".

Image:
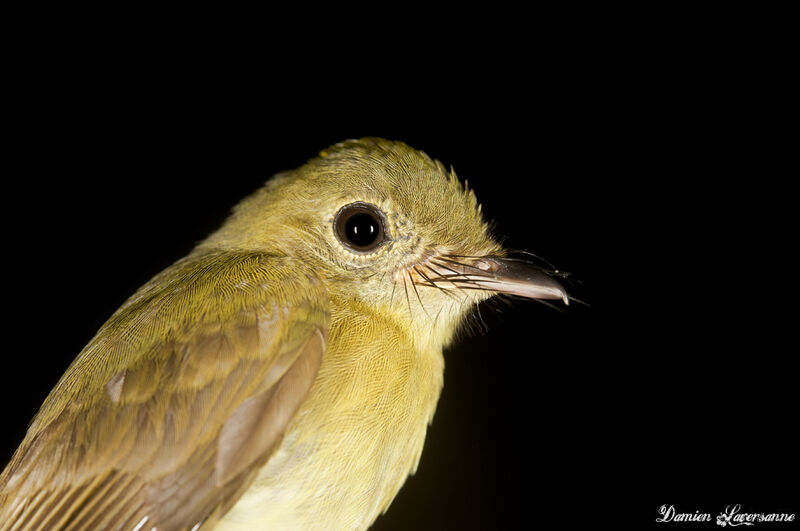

{"left": 0, "top": 253, "right": 328, "bottom": 530}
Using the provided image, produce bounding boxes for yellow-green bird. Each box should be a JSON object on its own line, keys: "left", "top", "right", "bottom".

{"left": 0, "top": 138, "right": 568, "bottom": 530}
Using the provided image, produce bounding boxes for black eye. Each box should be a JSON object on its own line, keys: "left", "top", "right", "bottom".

{"left": 334, "top": 202, "right": 387, "bottom": 253}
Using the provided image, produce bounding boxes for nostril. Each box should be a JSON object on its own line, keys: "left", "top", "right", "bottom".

{"left": 475, "top": 259, "right": 500, "bottom": 272}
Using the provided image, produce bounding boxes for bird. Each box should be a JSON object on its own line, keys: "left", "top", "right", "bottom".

{"left": 0, "top": 137, "right": 568, "bottom": 530}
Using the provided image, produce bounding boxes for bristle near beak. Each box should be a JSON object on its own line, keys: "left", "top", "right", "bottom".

{"left": 415, "top": 255, "right": 569, "bottom": 305}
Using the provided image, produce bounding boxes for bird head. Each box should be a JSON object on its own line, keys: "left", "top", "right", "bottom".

{"left": 200, "top": 138, "right": 568, "bottom": 344}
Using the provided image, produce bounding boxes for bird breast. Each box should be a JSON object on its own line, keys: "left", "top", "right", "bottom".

{"left": 215, "top": 300, "right": 446, "bottom": 530}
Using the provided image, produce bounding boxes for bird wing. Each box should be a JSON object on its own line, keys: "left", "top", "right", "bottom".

{"left": 0, "top": 252, "right": 329, "bottom": 530}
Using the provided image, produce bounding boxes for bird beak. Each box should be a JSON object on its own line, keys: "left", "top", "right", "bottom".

{"left": 470, "top": 256, "right": 569, "bottom": 305}
{"left": 424, "top": 255, "right": 570, "bottom": 305}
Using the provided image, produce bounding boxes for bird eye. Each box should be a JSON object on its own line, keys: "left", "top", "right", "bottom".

{"left": 334, "top": 202, "right": 387, "bottom": 253}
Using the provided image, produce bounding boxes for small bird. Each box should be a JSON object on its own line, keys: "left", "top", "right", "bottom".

{"left": 0, "top": 138, "right": 568, "bottom": 530}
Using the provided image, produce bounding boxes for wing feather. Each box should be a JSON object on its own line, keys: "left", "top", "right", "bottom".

{"left": 0, "top": 253, "right": 328, "bottom": 530}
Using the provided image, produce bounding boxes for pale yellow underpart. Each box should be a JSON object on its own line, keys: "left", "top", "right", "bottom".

{"left": 216, "top": 296, "right": 446, "bottom": 530}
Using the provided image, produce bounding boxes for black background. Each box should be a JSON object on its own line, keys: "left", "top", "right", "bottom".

{"left": 1, "top": 12, "right": 795, "bottom": 531}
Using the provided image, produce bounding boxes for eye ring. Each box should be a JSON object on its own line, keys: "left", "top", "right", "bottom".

{"left": 334, "top": 202, "right": 389, "bottom": 254}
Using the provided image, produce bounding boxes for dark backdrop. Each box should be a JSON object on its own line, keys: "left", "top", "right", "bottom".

{"left": 2, "top": 20, "right": 794, "bottom": 531}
